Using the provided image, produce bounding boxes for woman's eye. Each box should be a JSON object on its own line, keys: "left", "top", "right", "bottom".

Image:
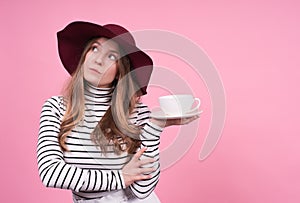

{"left": 108, "top": 54, "right": 117, "bottom": 61}
{"left": 91, "top": 45, "right": 98, "bottom": 52}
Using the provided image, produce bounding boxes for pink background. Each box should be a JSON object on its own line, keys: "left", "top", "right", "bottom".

{"left": 1, "top": 0, "right": 300, "bottom": 202}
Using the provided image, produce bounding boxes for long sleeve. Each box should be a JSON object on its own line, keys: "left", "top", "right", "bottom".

{"left": 128, "top": 104, "right": 163, "bottom": 199}
{"left": 37, "top": 96, "right": 125, "bottom": 192}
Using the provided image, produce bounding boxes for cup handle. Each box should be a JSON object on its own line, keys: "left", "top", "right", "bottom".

{"left": 186, "top": 98, "right": 201, "bottom": 113}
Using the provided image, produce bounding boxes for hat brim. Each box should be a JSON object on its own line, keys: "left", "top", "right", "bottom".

{"left": 57, "top": 21, "right": 153, "bottom": 95}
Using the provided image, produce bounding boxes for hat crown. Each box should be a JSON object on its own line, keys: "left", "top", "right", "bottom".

{"left": 103, "top": 24, "right": 136, "bottom": 46}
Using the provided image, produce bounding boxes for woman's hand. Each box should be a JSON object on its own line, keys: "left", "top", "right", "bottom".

{"left": 122, "top": 148, "right": 155, "bottom": 187}
{"left": 150, "top": 115, "right": 200, "bottom": 128}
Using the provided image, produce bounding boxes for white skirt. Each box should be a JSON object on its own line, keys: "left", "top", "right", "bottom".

{"left": 73, "top": 190, "right": 160, "bottom": 203}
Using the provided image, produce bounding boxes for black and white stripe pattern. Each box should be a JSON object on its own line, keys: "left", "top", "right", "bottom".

{"left": 37, "top": 84, "right": 162, "bottom": 200}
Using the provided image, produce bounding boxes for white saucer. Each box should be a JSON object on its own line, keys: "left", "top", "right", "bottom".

{"left": 150, "top": 110, "right": 203, "bottom": 119}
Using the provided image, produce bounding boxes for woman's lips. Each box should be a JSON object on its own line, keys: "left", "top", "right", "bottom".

{"left": 89, "top": 68, "right": 102, "bottom": 74}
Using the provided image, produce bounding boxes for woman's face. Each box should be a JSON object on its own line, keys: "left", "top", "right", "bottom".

{"left": 83, "top": 37, "right": 120, "bottom": 87}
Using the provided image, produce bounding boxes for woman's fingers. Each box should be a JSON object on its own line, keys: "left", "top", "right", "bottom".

{"left": 139, "top": 167, "right": 156, "bottom": 174}
{"left": 132, "top": 147, "right": 147, "bottom": 160}
{"left": 178, "top": 115, "right": 199, "bottom": 124}
{"left": 150, "top": 115, "right": 200, "bottom": 128}
{"left": 133, "top": 174, "right": 152, "bottom": 181}
{"left": 122, "top": 147, "right": 157, "bottom": 187}
{"left": 122, "top": 148, "right": 155, "bottom": 186}
{"left": 139, "top": 158, "right": 155, "bottom": 166}
{"left": 166, "top": 115, "right": 199, "bottom": 126}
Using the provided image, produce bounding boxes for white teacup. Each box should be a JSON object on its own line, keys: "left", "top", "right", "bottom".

{"left": 159, "top": 94, "right": 201, "bottom": 116}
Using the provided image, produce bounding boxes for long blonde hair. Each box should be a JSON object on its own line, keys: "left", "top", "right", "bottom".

{"left": 58, "top": 39, "right": 142, "bottom": 154}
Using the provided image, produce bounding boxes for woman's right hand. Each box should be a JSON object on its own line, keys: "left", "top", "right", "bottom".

{"left": 122, "top": 148, "right": 156, "bottom": 187}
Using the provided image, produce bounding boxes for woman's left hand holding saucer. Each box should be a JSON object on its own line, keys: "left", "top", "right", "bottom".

{"left": 150, "top": 115, "right": 200, "bottom": 128}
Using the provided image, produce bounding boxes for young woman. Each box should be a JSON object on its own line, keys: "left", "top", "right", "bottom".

{"left": 37, "top": 21, "right": 198, "bottom": 203}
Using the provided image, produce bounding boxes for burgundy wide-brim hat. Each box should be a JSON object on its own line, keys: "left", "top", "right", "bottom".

{"left": 57, "top": 21, "right": 153, "bottom": 95}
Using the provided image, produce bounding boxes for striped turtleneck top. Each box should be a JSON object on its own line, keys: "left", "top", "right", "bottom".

{"left": 37, "top": 83, "right": 162, "bottom": 200}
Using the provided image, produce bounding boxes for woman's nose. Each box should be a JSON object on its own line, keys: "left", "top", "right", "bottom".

{"left": 95, "top": 54, "right": 104, "bottom": 65}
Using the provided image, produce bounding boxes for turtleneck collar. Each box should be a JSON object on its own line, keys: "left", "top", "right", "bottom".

{"left": 84, "top": 81, "right": 114, "bottom": 104}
